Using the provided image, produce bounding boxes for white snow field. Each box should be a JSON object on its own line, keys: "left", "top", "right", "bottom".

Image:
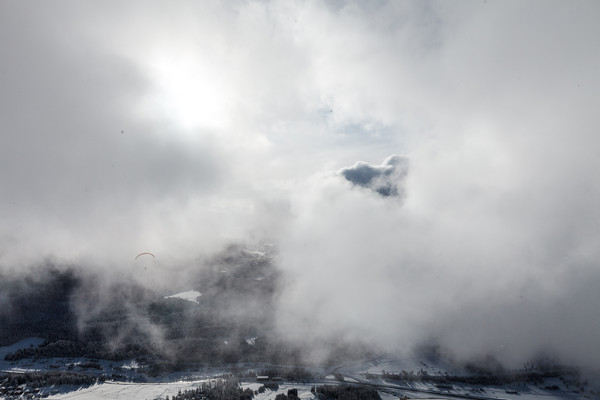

{"left": 46, "top": 380, "right": 207, "bottom": 400}
{"left": 40, "top": 378, "right": 590, "bottom": 400}
{"left": 43, "top": 381, "right": 319, "bottom": 400}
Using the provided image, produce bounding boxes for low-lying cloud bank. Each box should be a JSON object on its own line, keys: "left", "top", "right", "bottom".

{"left": 274, "top": 154, "right": 600, "bottom": 369}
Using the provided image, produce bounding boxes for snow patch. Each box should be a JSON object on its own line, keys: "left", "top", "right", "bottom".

{"left": 121, "top": 360, "right": 140, "bottom": 370}
{"left": 165, "top": 290, "right": 201, "bottom": 304}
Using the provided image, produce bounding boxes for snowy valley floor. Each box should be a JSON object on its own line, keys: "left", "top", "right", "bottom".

{"left": 1, "top": 339, "right": 598, "bottom": 400}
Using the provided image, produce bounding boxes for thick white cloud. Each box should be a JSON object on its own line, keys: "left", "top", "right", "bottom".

{"left": 1, "top": 0, "right": 599, "bottom": 368}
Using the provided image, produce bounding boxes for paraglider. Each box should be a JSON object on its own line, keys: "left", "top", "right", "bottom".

{"left": 135, "top": 252, "right": 155, "bottom": 260}
{"left": 135, "top": 252, "right": 155, "bottom": 270}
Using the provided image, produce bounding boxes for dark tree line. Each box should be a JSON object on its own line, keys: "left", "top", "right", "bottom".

{"left": 380, "top": 367, "right": 581, "bottom": 386}
{"left": 1, "top": 371, "right": 98, "bottom": 388}
{"left": 311, "top": 384, "right": 381, "bottom": 400}
{"left": 256, "top": 367, "right": 314, "bottom": 380}
{"left": 164, "top": 382, "right": 381, "bottom": 400}
{"left": 168, "top": 377, "right": 254, "bottom": 400}
{"left": 5, "top": 339, "right": 149, "bottom": 361}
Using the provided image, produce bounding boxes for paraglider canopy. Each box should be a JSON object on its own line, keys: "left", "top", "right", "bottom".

{"left": 135, "top": 252, "right": 155, "bottom": 260}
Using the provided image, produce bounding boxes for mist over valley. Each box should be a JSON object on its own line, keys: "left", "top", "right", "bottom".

{"left": 1, "top": 1, "right": 600, "bottom": 398}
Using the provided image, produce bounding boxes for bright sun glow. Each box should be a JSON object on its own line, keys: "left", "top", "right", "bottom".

{"left": 147, "top": 56, "right": 233, "bottom": 130}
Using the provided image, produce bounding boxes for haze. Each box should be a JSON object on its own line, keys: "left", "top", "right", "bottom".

{"left": 1, "top": 1, "right": 599, "bottom": 370}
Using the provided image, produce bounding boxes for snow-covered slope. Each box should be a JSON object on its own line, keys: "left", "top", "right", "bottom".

{"left": 0, "top": 337, "right": 45, "bottom": 372}
{"left": 165, "top": 290, "right": 202, "bottom": 303}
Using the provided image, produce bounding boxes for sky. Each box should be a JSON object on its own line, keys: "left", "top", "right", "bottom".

{"left": 1, "top": 0, "right": 600, "bottom": 369}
